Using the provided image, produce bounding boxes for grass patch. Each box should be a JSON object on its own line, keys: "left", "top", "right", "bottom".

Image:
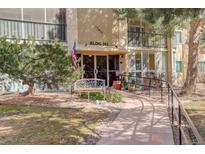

{"left": 0, "top": 105, "right": 109, "bottom": 144}
{"left": 78, "top": 91, "right": 122, "bottom": 103}
{"left": 184, "top": 101, "right": 205, "bottom": 142}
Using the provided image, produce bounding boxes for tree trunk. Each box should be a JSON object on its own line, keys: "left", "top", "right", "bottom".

{"left": 180, "top": 21, "right": 200, "bottom": 96}
{"left": 19, "top": 81, "right": 34, "bottom": 96}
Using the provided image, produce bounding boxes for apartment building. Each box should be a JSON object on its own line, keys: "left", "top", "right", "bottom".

{"left": 0, "top": 8, "right": 204, "bottom": 90}
{"left": 66, "top": 8, "right": 168, "bottom": 86}
{"left": 67, "top": 8, "right": 205, "bottom": 87}
{"left": 172, "top": 28, "right": 205, "bottom": 86}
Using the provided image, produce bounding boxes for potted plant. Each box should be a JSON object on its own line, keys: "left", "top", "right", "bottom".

{"left": 128, "top": 78, "right": 135, "bottom": 92}
{"left": 121, "top": 77, "right": 128, "bottom": 90}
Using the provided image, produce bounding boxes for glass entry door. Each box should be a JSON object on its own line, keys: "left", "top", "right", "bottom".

{"left": 83, "top": 55, "right": 95, "bottom": 78}
{"left": 82, "top": 55, "right": 120, "bottom": 86}
{"left": 82, "top": 55, "right": 108, "bottom": 86}
{"left": 96, "top": 56, "right": 108, "bottom": 85}
{"left": 109, "top": 55, "right": 119, "bottom": 86}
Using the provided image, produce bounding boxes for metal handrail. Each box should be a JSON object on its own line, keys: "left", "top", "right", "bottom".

{"left": 168, "top": 83, "right": 204, "bottom": 145}
{"left": 119, "top": 73, "right": 167, "bottom": 83}
{"left": 119, "top": 73, "right": 204, "bottom": 145}
{"left": 0, "top": 18, "right": 66, "bottom": 26}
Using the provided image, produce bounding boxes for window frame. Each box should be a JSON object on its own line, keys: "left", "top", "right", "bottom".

{"left": 176, "top": 61, "right": 182, "bottom": 73}
{"left": 199, "top": 61, "right": 205, "bottom": 72}
{"left": 175, "top": 30, "right": 182, "bottom": 44}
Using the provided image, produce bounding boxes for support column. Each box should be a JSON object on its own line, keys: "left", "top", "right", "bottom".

{"left": 167, "top": 37, "right": 173, "bottom": 84}
{"left": 118, "top": 18, "right": 128, "bottom": 49}
{"left": 44, "top": 8, "right": 47, "bottom": 40}
{"left": 118, "top": 18, "right": 128, "bottom": 74}
{"left": 21, "top": 8, "right": 25, "bottom": 39}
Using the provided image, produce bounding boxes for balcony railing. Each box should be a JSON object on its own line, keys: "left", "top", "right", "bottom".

{"left": 128, "top": 31, "right": 167, "bottom": 48}
{"left": 0, "top": 18, "right": 66, "bottom": 42}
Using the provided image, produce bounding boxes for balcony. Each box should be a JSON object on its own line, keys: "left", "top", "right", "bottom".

{"left": 128, "top": 31, "right": 167, "bottom": 48}
{"left": 0, "top": 18, "right": 66, "bottom": 42}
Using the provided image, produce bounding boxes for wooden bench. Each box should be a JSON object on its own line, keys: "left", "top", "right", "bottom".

{"left": 71, "top": 78, "right": 106, "bottom": 101}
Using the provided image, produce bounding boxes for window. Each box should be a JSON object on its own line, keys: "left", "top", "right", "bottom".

{"left": 142, "top": 53, "right": 155, "bottom": 71}
{"left": 175, "top": 31, "right": 182, "bottom": 44}
{"left": 135, "top": 53, "right": 141, "bottom": 70}
{"left": 128, "top": 26, "right": 144, "bottom": 33}
{"left": 176, "top": 61, "right": 182, "bottom": 73}
{"left": 173, "top": 31, "right": 182, "bottom": 49}
{"left": 149, "top": 54, "right": 155, "bottom": 70}
{"left": 199, "top": 61, "right": 205, "bottom": 72}
{"left": 0, "top": 9, "right": 22, "bottom": 38}
{"left": 173, "top": 31, "right": 182, "bottom": 48}
{"left": 46, "top": 8, "right": 60, "bottom": 23}
{"left": 128, "top": 26, "right": 144, "bottom": 47}
{"left": 46, "top": 8, "right": 66, "bottom": 24}
{"left": 162, "top": 53, "right": 167, "bottom": 72}
{"left": 0, "top": 8, "right": 21, "bottom": 20}
{"left": 23, "top": 8, "right": 45, "bottom": 22}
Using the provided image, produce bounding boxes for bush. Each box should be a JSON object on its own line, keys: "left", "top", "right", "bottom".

{"left": 78, "top": 91, "right": 122, "bottom": 103}
{"left": 106, "top": 91, "right": 122, "bottom": 103}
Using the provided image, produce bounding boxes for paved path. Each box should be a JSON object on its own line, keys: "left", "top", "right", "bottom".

{"left": 97, "top": 91, "right": 174, "bottom": 145}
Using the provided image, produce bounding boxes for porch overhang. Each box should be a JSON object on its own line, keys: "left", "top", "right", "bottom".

{"left": 76, "top": 44, "right": 128, "bottom": 55}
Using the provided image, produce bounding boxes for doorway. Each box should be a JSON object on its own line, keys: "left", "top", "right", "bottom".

{"left": 96, "top": 56, "right": 108, "bottom": 85}
{"left": 82, "top": 54, "right": 119, "bottom": 86}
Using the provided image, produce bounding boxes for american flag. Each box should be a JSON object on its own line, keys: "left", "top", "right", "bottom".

{"left": 71, "top": 41, "right": 77, "bottom": 70}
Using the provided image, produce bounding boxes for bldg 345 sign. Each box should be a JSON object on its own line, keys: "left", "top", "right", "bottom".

{"left": 90, "top": 41, "right": 109, "bottom": 46}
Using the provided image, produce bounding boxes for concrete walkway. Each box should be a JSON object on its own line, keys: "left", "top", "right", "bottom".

{"left": 97, "top": 91, "right": 174, "bottom": 145}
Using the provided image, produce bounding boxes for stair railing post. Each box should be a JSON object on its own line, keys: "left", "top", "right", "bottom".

{"left": 161, "top": 80, "right": 163, "bottom": 102}
{"left": 178, "top": 103, "right": 182, "bottom": 145}
{"left": 149, "top": 78, "right": 151, "bottom": 97}
{"left": 171, "top": 90, "right": 174, "bottom": 125}
{"left": 168, "top": 84, "right": 170, "bottom": 111}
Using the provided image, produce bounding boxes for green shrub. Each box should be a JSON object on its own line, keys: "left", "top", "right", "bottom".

{"left": 78, "top": 92, "right": 104, "bottom": 100}
{"left": 106, "top": 91, "right": 122, "bottom": 103}
{"left": 78, "top": 91, "right": 122, "bottom": 103}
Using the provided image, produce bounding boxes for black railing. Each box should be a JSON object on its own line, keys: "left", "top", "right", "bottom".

{"left": 167, "top": 83, "right": 204, "bottom": 145}
{"left": 119, "top": 73, "right": 166, "bottom": 101}
{"left": 118, "top": 73, "right": 204, "bottom": 145}
{"left": 128, "top": 31, "right": 167, "bottom": 48}
{"left": 0, "top": 18, "right": 66, "bottom": 41}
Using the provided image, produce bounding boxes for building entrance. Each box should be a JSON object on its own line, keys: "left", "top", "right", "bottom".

{"left": 82, "top": 54, "right": 119, "bottom": 86}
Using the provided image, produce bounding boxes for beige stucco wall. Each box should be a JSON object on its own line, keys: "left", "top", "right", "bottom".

{"left": 118, "top": 18, "right": 128, "bottom": 49}
{"left": 66, "top": 8, "right": 78, "bottom": 49}
{"left": 67, "top": 8, "right": 157, "bottom": 51}
{"left": 77, "top": 9, "right": 120, "bottom": 47}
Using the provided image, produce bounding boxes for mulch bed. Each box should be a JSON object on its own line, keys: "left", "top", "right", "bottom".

{"left": 0, "top": 92, "right": 71, "bottom": 106}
